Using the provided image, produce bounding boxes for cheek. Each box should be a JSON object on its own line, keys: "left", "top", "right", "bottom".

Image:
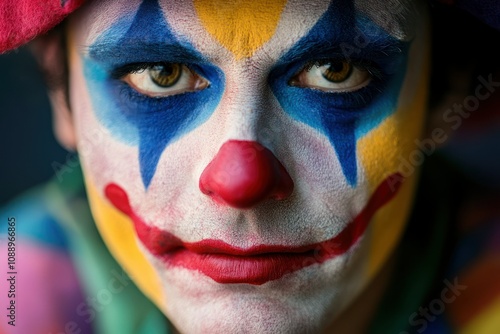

{"left": 73, "top": 109, "right": 168, "bottom": 311}
{"left": 359, "top": 113, "right": 424, "bottom": 279}
{"left": 358, "top": 32, "right": 430, "bottom": 278}
{"left": 85, "top": 179, "right": 166, "bottom": 310}
{"left": 69, "top": 44, "right": 166, "bottom": 311}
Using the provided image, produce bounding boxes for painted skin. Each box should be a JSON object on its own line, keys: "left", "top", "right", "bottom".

{"left": 66, "top": 0, "right": 429, "bottom": 332}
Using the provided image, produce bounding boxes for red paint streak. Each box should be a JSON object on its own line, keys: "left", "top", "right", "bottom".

{"left": 199, "top": 140, "right": 294, "bottom": 208}
{"left": 105, "top": 173, "right": 403, "bottom": 285}
{"left": 104, "top": 184, "right": 132, "bottom": 215}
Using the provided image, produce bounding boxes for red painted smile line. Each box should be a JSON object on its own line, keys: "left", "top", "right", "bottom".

{"left": 105, "top": 173, "right": 403, "bottom": 285}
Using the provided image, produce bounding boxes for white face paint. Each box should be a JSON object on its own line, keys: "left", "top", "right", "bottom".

{"left": 66, "top": 0, "right": 430, "bottom": 332}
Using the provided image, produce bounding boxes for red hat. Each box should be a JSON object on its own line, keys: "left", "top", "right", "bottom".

{"left": 0, "top": 0, "right": 85, "bottom": 53}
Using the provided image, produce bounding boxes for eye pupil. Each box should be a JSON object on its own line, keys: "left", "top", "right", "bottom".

{"left": 321, "top": 60, "right": 352, "bottom": 83}
{"left": 150, "top": 63, "right": 182, "bottom": 87}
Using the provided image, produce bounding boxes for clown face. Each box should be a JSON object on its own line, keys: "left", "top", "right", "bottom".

{"left": 65, "top": 0, "right": 429, "bottom": 332}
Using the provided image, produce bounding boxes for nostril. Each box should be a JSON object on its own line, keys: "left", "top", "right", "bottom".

{"left": 199, "top": 140, "right": 294, "bottom": 208}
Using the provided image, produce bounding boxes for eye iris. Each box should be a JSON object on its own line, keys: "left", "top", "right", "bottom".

{"left": 321, "top": 60, "right": 352, "bottom": 83}
{"left": 149, "top": 64, "right": 182, "bottom": 87}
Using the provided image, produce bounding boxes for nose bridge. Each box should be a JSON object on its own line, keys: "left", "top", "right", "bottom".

{"left": 198, "top": 62, "right": 294, "bottom": 208}
{"left": 216, "top": 62, "right": 277, "bottom": 142}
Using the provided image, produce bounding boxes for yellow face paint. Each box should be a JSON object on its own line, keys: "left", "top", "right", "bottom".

{"left": 84, "top": 179, "right": 165, "bottom": 311}
{"left": 193, "top": 0, "right": 288, "bottom": 59}
{"left": 358, "top": 20, "right": 431, "bottom": 279}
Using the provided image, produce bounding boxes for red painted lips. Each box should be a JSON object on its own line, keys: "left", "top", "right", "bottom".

{"left": 105, "top": 173, "right": 403, "bottom": 285}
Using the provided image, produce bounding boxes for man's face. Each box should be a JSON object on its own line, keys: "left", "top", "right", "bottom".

{"left": 67, "top": 0, "right": 429, "bottom": 332}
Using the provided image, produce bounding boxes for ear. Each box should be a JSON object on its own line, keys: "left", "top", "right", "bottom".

{"left": 30, "top": 26, "right": 77, "bottom": 151}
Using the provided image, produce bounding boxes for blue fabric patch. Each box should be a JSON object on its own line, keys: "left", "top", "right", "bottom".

{"left": 0, "top": 191, "right": 69, "bottom": 251}
{"left": 421, "top": 314, "right": 453, "bottom": 334}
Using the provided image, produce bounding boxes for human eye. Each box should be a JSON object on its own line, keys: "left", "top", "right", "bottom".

{"left": 116, "top": 62, "right": 210, "bottom": 98}
{"left": 289, "top": 59, "right": 373, "bottom": 92}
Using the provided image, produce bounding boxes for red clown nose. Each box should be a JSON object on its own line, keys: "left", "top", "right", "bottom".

{"left": 199, "top": 140, "right": 294, "bottom": 208}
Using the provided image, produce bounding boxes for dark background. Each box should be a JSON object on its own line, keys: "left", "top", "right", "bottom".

{"left": 0, "top": 47, "right": 68, "bottom": 205}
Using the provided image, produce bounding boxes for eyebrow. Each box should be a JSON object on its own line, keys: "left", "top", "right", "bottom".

{"left": 354, "top": 0, "right": 417, "bottom": 41}
{"left": 277, "top": 32, "right": 407, "bottom": 68}
{"left": 84, "top": 0, "right": 206, "bottom": 66}
{"left": 274, "top": 2, "right": 410, "bottom": 69}
{"left": 86, "top": 41, "right": 205, "bottom": 65}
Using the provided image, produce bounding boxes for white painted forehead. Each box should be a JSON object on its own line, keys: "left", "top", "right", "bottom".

{"left": 70, "top": 0, "right": 142, "bottom": 47}
{"left": 355, "top": 0, "right": 421, "bottom": 41}
{"left": 72, "top": 0, "right": 422, "bottom": 48}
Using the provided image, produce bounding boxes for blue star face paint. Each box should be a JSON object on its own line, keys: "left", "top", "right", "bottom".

{"left": 269, "top": 1, "right": 409, "bottom": 186}
{"left": 65, "top": 1, "right": 430, "bottom": 333}
{"left": 83, "top": 0, "right": 224, "bottom": 187}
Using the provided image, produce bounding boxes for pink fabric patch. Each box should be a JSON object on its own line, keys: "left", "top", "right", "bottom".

{"left": 0, "top": 240, "right": 90, "bottom": 334}
{"left": 0, "top": 0, "right": 85, "bottom": 53}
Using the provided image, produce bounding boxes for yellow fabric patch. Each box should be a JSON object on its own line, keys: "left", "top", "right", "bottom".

{"left": 459, "top": 297, "right": 500, "bottom": 334}
{"left": 193, "top": 0, "right": 288, "bottom": 59}
{"left": 358, "top": 23, "right": 431, "bottom": 279}
{"left": 85, "top": 179, "right": 165, "bottom": 311}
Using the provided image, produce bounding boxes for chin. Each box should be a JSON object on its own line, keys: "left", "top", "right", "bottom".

{"left": 146, "top": 240, "right": 369, "bottom": 334}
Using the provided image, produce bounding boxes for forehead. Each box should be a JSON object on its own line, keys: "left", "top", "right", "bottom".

{"left": 72, "top": 0, "right": 418, "bottom": 61}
